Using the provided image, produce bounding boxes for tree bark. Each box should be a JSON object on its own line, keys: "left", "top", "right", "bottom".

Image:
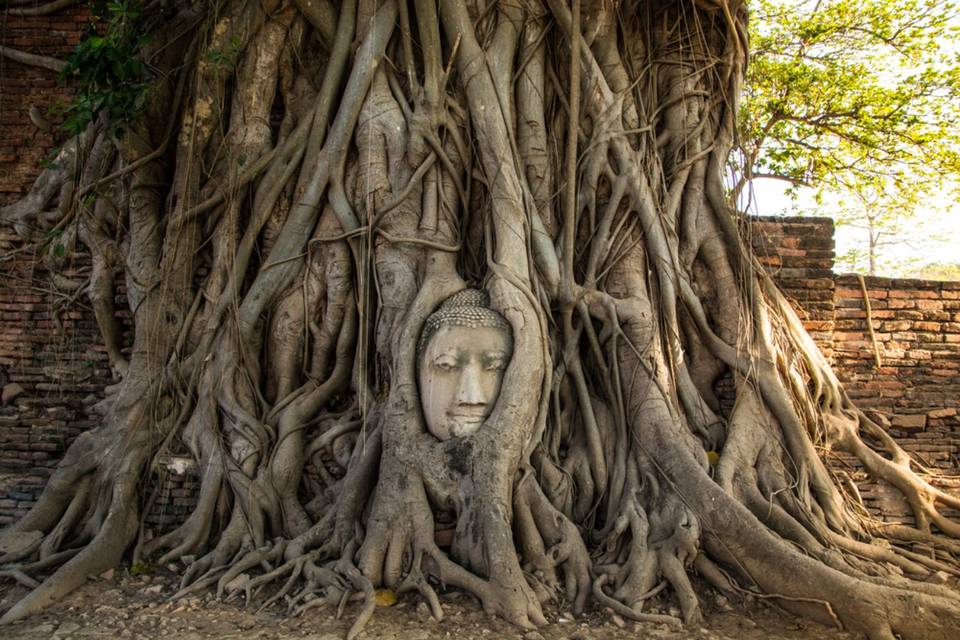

{"left": 2, "top": 2, "right": 959, "bottom": 639}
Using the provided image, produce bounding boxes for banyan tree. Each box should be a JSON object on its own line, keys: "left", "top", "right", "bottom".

{"left": 1, "top": 1, "right": 959, "bottom": 638}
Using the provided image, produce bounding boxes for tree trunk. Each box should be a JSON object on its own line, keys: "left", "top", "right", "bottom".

{"left": 2, "top": 2, "right": 959, "bottom": 639}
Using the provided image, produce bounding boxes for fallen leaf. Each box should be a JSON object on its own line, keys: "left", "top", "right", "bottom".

{"left": 375, "top": 589, "right": 397, "bottom": 607}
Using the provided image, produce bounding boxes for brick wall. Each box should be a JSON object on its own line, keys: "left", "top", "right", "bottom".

{"left": 0, "top": 8, "right": 202, "bottom": 530}
{"left": 1, "top": 5, "right": 89, "bottom": 205}
{"left": 748, "top": 216, "right": 836, "bottom": 350}
{"left": 0, "top": 229, "right": 202, "bottom": 528}
{"left": 0, "top": 231, "right": 112, "bottom": 524}
{"left": 831, "top": 275, "right": 960, "bottom": 521}
{"left": 833, "top": 275, "right": 960, "bottom": 415}
{"left": 748, "top": 218, "right": 960, "bottom": 523}
{"left": 0, "top": 5, "right": 89, "bottom": 524}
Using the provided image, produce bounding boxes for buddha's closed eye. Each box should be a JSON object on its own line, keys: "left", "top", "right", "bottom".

{"left": 432, "top": 355, "right": 460, "bottom": 371}
{"left": 484, "top": 353, "right": 508, "bottom": 370}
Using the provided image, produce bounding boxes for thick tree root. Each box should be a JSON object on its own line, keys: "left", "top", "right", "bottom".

{"left": 2, "top": 1, "right": 959, "bottom": 639}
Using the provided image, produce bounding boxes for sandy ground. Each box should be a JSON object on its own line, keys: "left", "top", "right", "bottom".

{"left": 0, "top": 566, "right": 858, "bottom": 640}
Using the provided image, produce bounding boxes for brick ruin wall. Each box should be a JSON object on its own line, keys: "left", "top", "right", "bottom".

{"left": 1, "top": 5, "right": 88, "bottom": 203}
{"left": 831, "top": 275, "right": 960, "bottom": 519}
{"left": 750, "top": 218, "right": 960, "bottom": 521}
{"left": 0, "top": 7, "right": 197, "bottom": 528}
{"left": 1, "top": 13, "right": 958, "bottom": 530}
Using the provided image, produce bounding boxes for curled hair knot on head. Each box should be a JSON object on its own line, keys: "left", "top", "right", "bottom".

{"left": 417, "top": 288, "right": 512, "bottom": 357}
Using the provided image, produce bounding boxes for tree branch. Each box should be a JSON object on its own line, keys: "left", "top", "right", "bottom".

{"left": 5, "top": 0, "right": 78, "bottom": 17}
{"left": 0, "top": 44, "right": 67, "bottom": 72}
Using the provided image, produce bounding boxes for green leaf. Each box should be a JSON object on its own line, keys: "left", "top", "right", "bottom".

{"left": 57, "top": 0, "right": 156, "bottom": 135}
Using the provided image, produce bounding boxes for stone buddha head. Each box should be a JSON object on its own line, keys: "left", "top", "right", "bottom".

{"left": 417, "top": 289, "right": 513, "bottom": 440}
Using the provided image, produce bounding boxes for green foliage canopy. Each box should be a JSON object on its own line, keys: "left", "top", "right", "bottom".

{"left": 739, "top": 0, "right": 960, "bottom": 206}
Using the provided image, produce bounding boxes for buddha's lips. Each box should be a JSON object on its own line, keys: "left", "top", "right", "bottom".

{"left": 447, "top": 411, "right": 486, "bottom": 421}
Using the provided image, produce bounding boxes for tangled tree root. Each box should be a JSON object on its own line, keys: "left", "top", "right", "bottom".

{"left": 1, "top": 1, "right": 959, "bottom": 639}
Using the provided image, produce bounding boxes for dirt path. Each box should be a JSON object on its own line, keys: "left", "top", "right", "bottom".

{"left": 0, "top": 568, "right": 856, "bottom": 640}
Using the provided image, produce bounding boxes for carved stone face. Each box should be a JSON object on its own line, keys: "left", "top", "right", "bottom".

{"left": 418, "top": 324, "right": 511, "bottom": 440}
{"left": 416, "top": 289, "right": 513, "bottom": 440}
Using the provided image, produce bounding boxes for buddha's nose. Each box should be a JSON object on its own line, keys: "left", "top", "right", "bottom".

{"left": 456, "top": 363, "right": 487, "bottom": 406}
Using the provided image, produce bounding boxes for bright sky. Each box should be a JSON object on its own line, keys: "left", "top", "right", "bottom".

{"left": 745, "top": 178, "right": 960, "bottom": 276}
